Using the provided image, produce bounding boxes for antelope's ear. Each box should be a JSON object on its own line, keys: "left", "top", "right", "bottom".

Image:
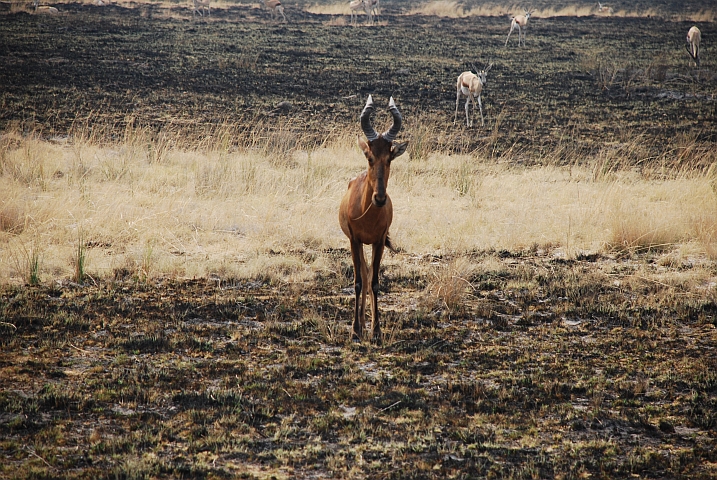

{"left": 357, "top": 135, "right": 372, "bottom": 157}
{"left": 391, "top": 141, "right": 408, "bottom": 159}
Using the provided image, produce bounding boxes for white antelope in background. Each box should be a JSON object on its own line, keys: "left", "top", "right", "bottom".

{"left": 686, "top": 26, "right": 701, "bottom": 67}
{"left": 32, "top": 0, "right": 58, "bottom": 13}
{"left": 367, "top": 0, "right": 379, "bottom": 22}
{"left": 596, "top": 2, "right": 613, "bottom": 14}
{"left": 454, "top": 63, "right": 493, "bottom": 127}
{"left": 505, "top": 8, "right": 533, "bottom": 47}
{"left": 349, "top": 0, "right": 372, "bottom": 25}
{"left": 193, "top": 0, "right": 210, "bottom": 16}
{"left": 264, "top": 0, "right": 287, "bottom": 22}
{"left": 349, "top": 0, "right": 364, "bottom": 25}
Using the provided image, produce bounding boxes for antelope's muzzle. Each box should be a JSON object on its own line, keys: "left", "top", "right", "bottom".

{"left": 372, "top": 192, "right": 387, "bottom": 207}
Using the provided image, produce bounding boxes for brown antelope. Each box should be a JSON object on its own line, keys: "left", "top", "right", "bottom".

{"left": 264, "top": 0, "right": 287, "bottom": 22}
{"left": 686, "top": 26, "right": 701, "bottom": 67}
{"left": 505, "top": 8, "right": 533, "bottom": 47}
{"left": 454, "top": 63, "right": 493, "bottom": 127}
{"left": 339, "top": 95, "right": 407, "bottom": 341}
{"left": 193, "top": 0, "right": 210, "bottom": 16}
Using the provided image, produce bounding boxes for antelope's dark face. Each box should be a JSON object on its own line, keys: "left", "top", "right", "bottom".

{"left": 359, "top": 95, "right": 408, "bottom": 208}
{"left": 358, "top": 136, "right": 407, "bottom": 207}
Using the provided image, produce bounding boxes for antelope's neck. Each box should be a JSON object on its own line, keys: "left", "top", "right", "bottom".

{"left": 361, "top": 174, "right": 376, "bottom": 211}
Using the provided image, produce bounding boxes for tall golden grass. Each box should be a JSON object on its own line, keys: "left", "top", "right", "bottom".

{"left": 1, "top": 121, "right": 717, "bottom": 285}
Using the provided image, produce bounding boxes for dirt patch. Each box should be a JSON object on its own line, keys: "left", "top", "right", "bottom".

{"left": 1, "top": 251, "right": 717, "bottom": 477}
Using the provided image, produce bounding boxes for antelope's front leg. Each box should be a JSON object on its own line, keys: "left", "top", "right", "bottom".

{"left": 350, "top": 240, "right": 366, "bottom": 340}
{"left": 370, "top": 241, "right": 385, "bottom": 341}
{"left": 464, "top": 97, "right": 472, "bottom": 127}
{"left": 477, "top": 94, "right": 484, "bottom": 127}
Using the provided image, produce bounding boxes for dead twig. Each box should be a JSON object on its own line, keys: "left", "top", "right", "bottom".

{"left": 376, "top": 400, "right": 401, "bottom": 415}
{"left": 24, "top": 446, "right": 55, "bottom": 470}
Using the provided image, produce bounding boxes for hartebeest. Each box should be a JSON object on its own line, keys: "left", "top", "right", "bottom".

{"left": 264, "top": 0, "right": 287, "bottom": 22}
{"left": 339, "top": 95, "right": 407, "bottom": 341}
{"left": 454, "top": 63, "right": 493, "bottom": 127}
{"left": 193, "top": 0, "right": 210, "bottom": 16}
{"left": 505, "top": 8, "right": 533, "bottom": 47}
{"left": 686, "top": 26, "right": 701, "bottom": 67}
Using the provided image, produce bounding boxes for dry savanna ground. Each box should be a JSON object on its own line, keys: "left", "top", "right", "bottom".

{"left": 1, "top": 0, "right": 717, "bottom": 478}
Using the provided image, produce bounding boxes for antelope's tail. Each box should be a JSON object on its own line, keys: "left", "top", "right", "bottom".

{"left": 385, "top": 234, "right": 400, "bottom": 254}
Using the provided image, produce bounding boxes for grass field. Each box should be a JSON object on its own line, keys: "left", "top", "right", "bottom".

{"left": 1, "top": 0, "right": 717, "bottom": 478}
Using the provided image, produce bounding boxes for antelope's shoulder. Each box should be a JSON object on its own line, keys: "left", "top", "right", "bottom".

{"left": 347, "top": 171, "right": 368, "bottom": 189}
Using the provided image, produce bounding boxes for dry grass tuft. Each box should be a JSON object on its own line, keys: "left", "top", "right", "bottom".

{"left": 408, "top": 0, "right": 466, "bottom": 18}
{"left": 425, "top": 257, "right": 477, "bottom": 313}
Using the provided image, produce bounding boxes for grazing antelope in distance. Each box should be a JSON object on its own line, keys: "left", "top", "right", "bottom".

{"left": 264, "top": 0, "right": 287, "bottom": 22}
{"left": 686, "top": 26, "right": 701, "bottom": 67}
{"left": 454, "top": 63, "right": 493, "bottom": 127}
{"left": 193, "top": 0, "right": 210, "bottom": 16}
{"left": 32, "top": 0, "right": 59, "bottom": 13}
{"left": 339, "top": 95, "right": 407, "bottom": 342}
{"left": 505, "top": 8, "right": 533, "bottom": 47}
{"left": 596, "top": 2, "right": 613, "bottom": 14}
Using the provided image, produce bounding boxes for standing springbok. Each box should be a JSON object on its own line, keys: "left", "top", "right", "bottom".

{"left": 349, "top": 0, "right": 366, "bottom": 25}
{"left": 454, "top": 63, "right": 493, "bottom": 127}
{"left": 596, "top": 2, "right": 612, "bottom": 14}
{"left": 264, "top": 0, "right": 287, "bottom": 22}
{"left": 686, "top": 26, "right": 701, "bottom": 67}
{"left": 349, "top": 0, "right": 373, "bottom": 25}
{"left": 32, "top": 0, "right": 59, "bottom": 13}
{"left": 339, "top": 95, "right": 407, "bottom": 342}
{"left": 505, "top": 8, "right": 533, "bottom": 47}
{"left": 366, "top": 0, "right": 379, "bottom": 22}
{"left": 193, "top": 0, "right": 210, "bottom": 17}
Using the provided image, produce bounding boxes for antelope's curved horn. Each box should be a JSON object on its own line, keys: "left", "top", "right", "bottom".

{"left": 360, "top": 95, "right": 379, "bottom": 141}
{"left": 383, "top": 97, "right": 402, "bottom": 142}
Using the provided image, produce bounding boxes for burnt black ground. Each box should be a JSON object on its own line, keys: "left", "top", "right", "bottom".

{"left": 1, "top": 2, "right": 715, "bottom": 158}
